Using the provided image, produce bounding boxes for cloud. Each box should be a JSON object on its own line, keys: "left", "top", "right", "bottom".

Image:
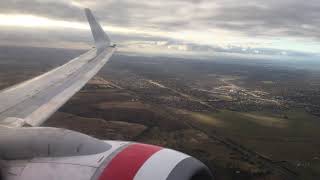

{"left": 0, "top": 0, "right": 319, "bottom": 58}
{"left": 209, "top": 0, "right": 320, "bottom": 39}
{"left": 2, "top": 0, "right": 319, "bottom": 37}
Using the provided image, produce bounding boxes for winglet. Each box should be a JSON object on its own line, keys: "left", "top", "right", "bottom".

{"left": 85, "top": 8, "right": 111, "bottom": 52}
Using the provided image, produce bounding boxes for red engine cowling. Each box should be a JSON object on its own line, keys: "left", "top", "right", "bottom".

{"left": 0, "top": 127, "right": 213, "bottom": 180}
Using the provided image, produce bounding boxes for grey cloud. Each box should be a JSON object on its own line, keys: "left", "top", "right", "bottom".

{"left": 0, "top": 0, "right": 320, "bottom": 37}
{"left": 1, "top": 0, "right": 319, "bottom": 39}
{"left": 208, "top": 0, "right": 320, "bottom": 39}
{"left": 1, "top": 0, "right": 319, "bottom": 57}
{"left": 0, "top": 1, "right": 83, "bottom": 20}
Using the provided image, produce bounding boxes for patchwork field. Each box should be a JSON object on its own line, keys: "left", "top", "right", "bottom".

{"left": 1, "top": 46, "right": 320, "bottom": 179}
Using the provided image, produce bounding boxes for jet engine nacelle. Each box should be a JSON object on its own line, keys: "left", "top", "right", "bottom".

{"left": 0, "top": 127, "right": 213, "bottom": 180}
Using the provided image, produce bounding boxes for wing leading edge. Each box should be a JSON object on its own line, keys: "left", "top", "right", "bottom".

{"left": 0, "top": 9, "right": 115, "bottom": 127}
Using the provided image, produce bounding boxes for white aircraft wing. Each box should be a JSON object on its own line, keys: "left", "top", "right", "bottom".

{"left": 0, "top": 9, "right": 115, "bottom": 127}
{"left": 0, "top": 9, "right": 214, "bottom": 180}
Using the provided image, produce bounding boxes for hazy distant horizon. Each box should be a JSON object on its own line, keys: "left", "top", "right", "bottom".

{"left": 1, "top": 44, "right": 320, "bottom": 73}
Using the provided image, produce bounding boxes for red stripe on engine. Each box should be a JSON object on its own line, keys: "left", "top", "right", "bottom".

{"left": 99, "top": 143, "right": 162, "bottom": 180}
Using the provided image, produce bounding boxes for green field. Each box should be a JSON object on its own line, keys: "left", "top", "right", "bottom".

{"left": 184, "top": 109, "right": 320, "bottom": 178}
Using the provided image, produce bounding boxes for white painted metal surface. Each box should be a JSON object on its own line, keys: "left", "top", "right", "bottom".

{"left": 31, "top": 141, "right": 129, "bottom": 167}
{"left": 133, "top": 149, "right": 190, "bottom": 180}
{"left": 2, "top": 141, "right": 128, "bottom": 180}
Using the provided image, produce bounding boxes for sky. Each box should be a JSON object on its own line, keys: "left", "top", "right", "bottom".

{"left": 0, "top": 0, "right": 319, "bottom": 59}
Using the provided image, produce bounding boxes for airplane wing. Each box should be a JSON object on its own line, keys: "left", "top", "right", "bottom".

{"left": 0, "top": 8, "right": 115, "bottom": 127}
{"left": 0, "top": 9, "right": 214, "bottom": 180}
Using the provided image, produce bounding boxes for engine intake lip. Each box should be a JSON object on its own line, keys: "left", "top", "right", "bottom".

{"left": 166, "top": 157, "right": 213, "bottom": 180}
